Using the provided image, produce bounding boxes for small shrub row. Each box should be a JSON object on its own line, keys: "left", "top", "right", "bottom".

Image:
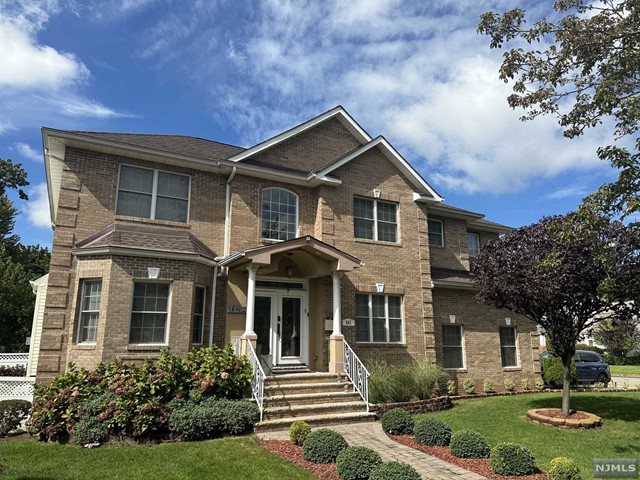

{"left": 453, "top": 377, "right": 542, "bottom": 394}
{"left": 0, "top": 400, "right": 31, "bottom": 436}
{"left": 368, "top": 361, "right": 449, "bottom": 403}
{"left": 0, "top": 364, "right": 27, "bottom": 377}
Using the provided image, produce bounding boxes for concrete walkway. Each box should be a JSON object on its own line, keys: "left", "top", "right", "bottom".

{"left": 611, "top": 376, "right": 640, "bottom": 388}
{"left": 257, "top": 421, "right": 487, "bottom": 480}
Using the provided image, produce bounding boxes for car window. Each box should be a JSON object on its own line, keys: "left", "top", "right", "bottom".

{"left": 580, "top": 352, "right": 601, "bottom": 363}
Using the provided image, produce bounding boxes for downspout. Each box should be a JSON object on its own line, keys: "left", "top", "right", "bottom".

{"left": 208, "top": 265, "right": 219, "bottom": 347}
{"left": 223, "top": 167, "right": 237, "bottom": 258}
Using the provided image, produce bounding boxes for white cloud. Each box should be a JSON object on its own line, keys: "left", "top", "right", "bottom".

{"left": 14, "top": 142, "right": 42, "bottom": 162}
{"left": 544, "top": 185, "right": 590, "bottom": 201}
{"left": 22, "top": 182, "right": 51, "bottom": 229}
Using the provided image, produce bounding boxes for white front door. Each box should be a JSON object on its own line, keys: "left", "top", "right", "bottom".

{"left": 254, "top": 285, "right": 308, "bottom": 366}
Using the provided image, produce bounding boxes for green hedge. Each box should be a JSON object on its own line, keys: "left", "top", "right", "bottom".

{"left": 542, "top": 357, "right": 577, "bottom": 388}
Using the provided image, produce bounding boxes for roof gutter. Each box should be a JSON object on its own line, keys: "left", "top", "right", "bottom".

{"left": 72, "top": 247, "right": 218, "bottom": 267}
{"left": 223, "top": 167, "right": 237, "bottom": 258}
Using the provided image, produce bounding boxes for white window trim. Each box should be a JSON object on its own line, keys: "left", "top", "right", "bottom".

{"left": 442, "top": 324, "right": 466, "bottom": 370}
{"left": 192, "top": 285, "right": 206, "bottom": 345}
{"left": 115, "top": 164, "right": 191, "bottom": 223}
{"left": 499, "top": 326, "right": 520, "bottom": 368}
{"left": 355, "top": 293, "right": 404, "bottom": 344}
{"left": 128, "top": 280, "right": 172, "bottom": 346}
{"left": 353, "top": 197, "right": 399, "bottom": 243}
{"left": 76, "top": 279, "right": 102, "bottom": 345}
{"left": 428, "top": 218, "right": 444, "bottom": 247}
{"left": 468, "top": 232, "right": 480, "bottom": 257}
{"left": 261, "top": 187, "right": 299, "bottom": 242}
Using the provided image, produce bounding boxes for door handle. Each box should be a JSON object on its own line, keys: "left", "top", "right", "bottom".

{"left": 277, "top": 315, "right": 281, "bottom": 336}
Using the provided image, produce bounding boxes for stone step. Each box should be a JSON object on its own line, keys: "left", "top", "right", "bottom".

{"left": 271, "top": 366, "right": 312, "bottom": 375}
{"left": 263, "top": 401, "right": 366, "bottom": 420}
{"left": 265, "top": 372, "right": 345, "bottom": 386}
{"left": 265, "top": 381, "right": 353, "bottom": 397}
{"left": 255, "top": 411, "right": 377, "bottom": 433}
{"left": 264, "top": 391, "right": 362, "bottom": 407}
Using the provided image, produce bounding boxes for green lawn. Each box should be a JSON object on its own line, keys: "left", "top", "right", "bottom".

{"left": 610, "top": 365, "right": 640, "bottom": 378}
{"left": 416, "top": 392, "right": 640, "bottom": 479}
{"left": 0, "top": 436, "right": 315, "bottom": 480}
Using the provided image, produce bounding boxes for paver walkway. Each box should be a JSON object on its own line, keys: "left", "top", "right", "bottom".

{"left": 257, "top": 421, "right": 488, "bottom": 480}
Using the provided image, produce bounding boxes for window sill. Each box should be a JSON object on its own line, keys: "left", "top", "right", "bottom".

{"left": 73, "top": 344, "right": 96, "bottom": 350}
{"left": 115, "top": 215, "right": 190, "bottom": 229}
{"left": 502, "top": 366, "right": 522, "bottom": 372}
{"left": 127, "top": 344, "right": 168, "bottom": 351}
{"left": 354, "top": 238, "right": 402, "bottom": 248}
{"left": 444, "top": 368, "right": 467, "bottom": 373}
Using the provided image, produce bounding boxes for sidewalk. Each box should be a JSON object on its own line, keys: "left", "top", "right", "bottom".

{"left": 257, "top": 421, "right": 487, "bottom": 480}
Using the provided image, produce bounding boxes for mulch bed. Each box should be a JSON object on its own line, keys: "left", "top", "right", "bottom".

{"left": 388, "top": 434, "right": 547, "bottom": 480}
{"left": 536, "top": 409, "right": 589, "bottom": 420}
{"left": 260, "top": 439, "right": 339, "bottom": 480}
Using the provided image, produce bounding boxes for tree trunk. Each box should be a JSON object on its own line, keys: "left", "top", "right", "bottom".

{"left": 562, "top": 361, "right": 571, "bottom": 416}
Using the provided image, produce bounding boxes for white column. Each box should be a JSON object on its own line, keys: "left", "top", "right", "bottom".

{"left": 332, "top": 271, "right": 343, "bottom": 336}
{"left": 244, "top": 264, "right": 260, "bottom": 336}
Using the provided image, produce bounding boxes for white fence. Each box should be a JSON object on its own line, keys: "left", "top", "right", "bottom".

{"left": 0, "top": 377, "right": 35, "bottom": 402}
{"left": 0, "top": 353, "right": 28, "bottom": 368}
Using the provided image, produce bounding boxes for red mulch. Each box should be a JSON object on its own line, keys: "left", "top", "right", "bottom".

{"left": 536, "top": 409, "right": 589, "bottom": 420}
{"left": 388, "top": 434, "right": 548, "bottom": 480}
{"left": 260, "top": 440, "right": 340, "bottom": 480}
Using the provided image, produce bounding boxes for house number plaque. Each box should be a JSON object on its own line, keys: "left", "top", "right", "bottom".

{"left": 227, "top": 306, "right": 247, "bottom": 314}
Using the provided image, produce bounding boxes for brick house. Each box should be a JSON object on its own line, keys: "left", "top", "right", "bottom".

{"left": 35, "top": 106, "right": 540, "bottom": 392}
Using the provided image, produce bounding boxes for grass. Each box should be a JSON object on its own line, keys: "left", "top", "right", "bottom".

{"left": 0, "top": 435, "right": 316, "bottom": 480}
{"left": 416, "top": 392, "right": 640, "bottom": 479}
{"left": 610, "top": 365, "right": 640, "bottom": 378}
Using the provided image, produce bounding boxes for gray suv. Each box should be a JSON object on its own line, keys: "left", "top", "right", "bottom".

{"left": 540, "top": 350, "right": 611, "bottom": 385}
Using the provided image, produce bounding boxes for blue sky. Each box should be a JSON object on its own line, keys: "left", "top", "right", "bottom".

{"left": 1, "top": 0, "right": 618, "bottom": 249}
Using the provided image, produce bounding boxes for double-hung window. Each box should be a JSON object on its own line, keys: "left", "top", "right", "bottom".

{"left": 467, "top": 232, "right": 480, "bottom": 257}
{"left": 353, "top": 198, "right": 398, "bottom": 242}
{"left": 262, "top": 188, "right": 298, "bottom": 241}
{"left": 192, "top": 286, "right": 206, "bottom": 344}
{"left": 117, "top": 165, "right": 190, "bottom": 223}
{"left": 77, "top": 280, "right": 102, "bottom": 344}
{"left": 355, "top": 294, "right": 403, "bottom": 343}
{"left": 129, "top": 282, "right": 170, "bottom": 344}
{"left": 499, "top": 327, "right": 518, "bottom": 367}
{"left": 442, "top": 325, "right": 464, "bottom": 369}
{"left": 428, "top": 219, "right": 443, "bottom": 246}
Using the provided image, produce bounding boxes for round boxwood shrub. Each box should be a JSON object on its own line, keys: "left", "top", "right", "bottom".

{"left": 491, "top": 442, "right": 536, "bottom": 476}
{"left": 381, "top": 408, "right": 414, "bottom": 435}
{"left": 450, "top": 430, "right": 491, "bottom": 458}
{"left": 336, "top": 446, "right": 382, "bottom": 480}
{"left": 70, "top": 417, "right": 106, "bottom": 446}
{"left": 369, "top": 461, "right": 421, "bottom": 480}
{"left": 289, "top": 420, "right": 311, "bottom": 446}
{"left": 548, "top": 457, "right": 582, "bottom": 480}
{"left": 302, "top": 428, "right": 348, "bottom": 463}
{"left": 414, "top": 418, "right": 451, "bottom": 446}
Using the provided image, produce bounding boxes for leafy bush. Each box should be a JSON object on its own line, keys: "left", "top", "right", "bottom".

{"left": 188, "top": 345, "right": 253, "bottom": 399}
{"left": 367, "top": 361, "right": 448, "bottom": 403}
{"left": 490, "top": 442, "right": 536, "bottom": 476}
{"left": 483, "top": 379, "right": 495, "bottom": 393}
{"left": 535, "top": 377, "right": 545, "bottom": 390}
{"left": 0, "top": 365, "right": 26, "bottom": 377}
{"left": 463, "top": 379, "right": 476, "bottom": 394}
{"left": 575, "top": 344, "right": 604, "bottom": 355}
{"left": 604, "top": 353, "right": 640, "bottom": 365}
{"left": 336, "top": 446, "right": 382, "bottom": 480}
{"left": 521, "top": 378, "right": 531, "bottom": 391}
{"left": 70, "top": 417, "right": 106, "bottom": 446}
{"left": 504, "top": 378, "right": 516, "bottom": 392}
{"left": 446, "top": 380, "right": 456, "bottom": 395}
{"left": 381, "top": 408, "right": 414, "bottom": 435}
{"left": 289, "top": 420, "right": 311, "bottom": 446}
{"left": 369, "top": 461, "right": 421, "bottom": 480}
{"left": 414, "top": 418, "right": 451, "bottom": 446}
{"left": 542, "top": 357, "right": 577, "bottom": 388}
{"left": 169, "top": 403, "right": 224, "bottom": 440}
{"left": 0, "top": 400, "right": 31, "bottom": 436}
{"left": 78, "top": 391, "right": 116, "bottom": 419}
{"left": 302, "top": 428, "right": 348, "bottom": 463}
{"left": 213, "top": 399, "right": 260, "bottom": 435}
{"left": 547, "top": 457, "right": 582, "bottom": 480}
{"left": 450, "top": 430, "right": 490, "bottom": 458}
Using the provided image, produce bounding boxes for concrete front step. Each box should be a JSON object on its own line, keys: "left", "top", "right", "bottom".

{"left": 264, "top": 391, "right": 362, "bottom": 407}
{"left": 255, "top": 411, "right": 377, "bottom": 432}
{"left": 265, "top": 381, "right": 353, "bottom": 396}
{"left": 265, "top": 372, "right": 345, "bottom": 386}
{"left": 263, "top": 401, "right": 366, "bottom": 420}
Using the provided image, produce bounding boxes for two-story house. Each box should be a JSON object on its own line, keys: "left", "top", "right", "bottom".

{"left": 33, "top": 106, "right": 539, "bottom": 394}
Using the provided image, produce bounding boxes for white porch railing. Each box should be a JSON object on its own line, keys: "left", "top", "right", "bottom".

{"left": 343, "top": 340, "right": 370, "bottom": 411}
{"left": 231, "top": 337, "right": 241, "bottom": 356}
{"left": 245, "top": 341, "right": 266, "bottom": 422}
{"left": 0, "top": 376, "right": 35, "bottom": 402}
{"left": 0, "top": 353, "right": 28, "bottom": 368}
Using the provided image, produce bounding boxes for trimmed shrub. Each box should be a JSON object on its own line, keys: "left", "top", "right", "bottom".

{"left": 303, "top": 428, "right": 348, "bottom": 463}
{"left": 336, "top": 446, "right": 382, "bottom": 480}
{"left": 78, "top": 391, "right": 116, "bottom": 419}
{"left": 0, "top": 400, "right": 31, "bottom": 436}
{"left": 169, "top": 404, "right": 224, "bottom": 440}
{"left": 381, "top": 408, "right": 414, "bottom": 435}
{"left": 369, "top": 461, "right": 421, "bottom": 480}
{"left": 216, "top": 400, "right": 260, "bottom": 435}
{"left": 535, "top": 377, "right": 545, "bottom": 390}
{"left": 70, "top": 417, "right": 106, "bottom": 446}
{"left": 521, "top": 378, "right": 531, "bottom": 391}
{"left": 450, "top": 430, "right": 490, "bottom": 459}
{"left": 504, "top": 378, "right": 516, "bottom": 392}
{"left": 289, "top": 420, "right": 311, "bottom": 446}
{"left": 483, "top": 379, "right": 495, "bottom": 393}
{"left": 463, "top": 379, "right": 476, "bottom": 394}
{"left": 414, "top": 418, "right": 451, "bottom": 446}
{"left": 542, "top": 357, "right": 577, "bottom": 388}
{"left": 0, "top": 365, "right": 26, "bottom": 377}
{"left": 446, "top": 380, "right": 456, "bottom": 395}
{"left": 548, "top": 457, "right": 582, "bottom": 480}
{"left": 491, "top": 442, "right": 536, "bottom": 476}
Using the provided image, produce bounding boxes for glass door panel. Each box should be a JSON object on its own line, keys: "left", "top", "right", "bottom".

{"left": 254, "top": 296, "right": 272, "bottom": 356}
{"left": 280, "top": 297, "right": 301, "bottom": 358}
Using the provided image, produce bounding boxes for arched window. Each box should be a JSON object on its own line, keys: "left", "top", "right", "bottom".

{"left": 262, "top": 188, "right": 298, "bottom": 241}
